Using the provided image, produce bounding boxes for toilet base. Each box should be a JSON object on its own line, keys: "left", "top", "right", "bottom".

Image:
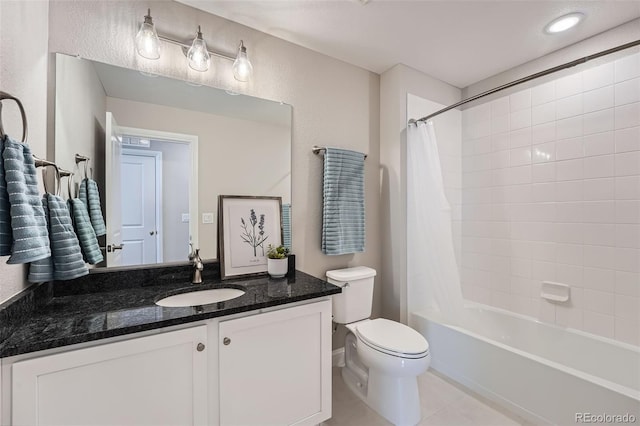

{"left": 341, "top": 366, "right": 422, "bottom": 426}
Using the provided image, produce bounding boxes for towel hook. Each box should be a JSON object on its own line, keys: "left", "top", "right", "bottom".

{"left": 67, "top": 171, "right": 76, "bottom": 199}
{"left": 75, "top": 154, "right": 91, "bottom": 180}
{"left": 33, "top": 155, "right": 60, "bottom": 195}
{"left": 0, "top": 91, "right": 28, "bottom": 142}
{"left": 59, "top": 169, "right": 73, "bottom": 198}
{"left": 40, "top": 165, "right": 60, "bottom": 195}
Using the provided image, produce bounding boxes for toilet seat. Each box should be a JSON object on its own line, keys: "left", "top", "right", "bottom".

{"left": 355, "top": 319, "right": 429, "bottom": 359}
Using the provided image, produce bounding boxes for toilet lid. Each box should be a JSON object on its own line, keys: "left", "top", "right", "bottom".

{"left": 355, "top": 319, "right": 429, "bottom": 357}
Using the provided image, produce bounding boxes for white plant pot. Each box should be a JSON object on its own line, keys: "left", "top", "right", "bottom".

{"left": 267, "top": 258, "right": 288, "bottom": 278}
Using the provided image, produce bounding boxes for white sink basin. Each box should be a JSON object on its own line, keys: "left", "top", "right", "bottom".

{"left": 156, "top": 288, "right": 245, "bottom": 307}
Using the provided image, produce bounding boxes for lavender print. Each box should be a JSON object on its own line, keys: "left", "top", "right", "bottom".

{"left": 240, "top": 209, "right": 268, "bottom": 256}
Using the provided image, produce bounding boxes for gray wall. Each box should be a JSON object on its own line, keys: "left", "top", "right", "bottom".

{"left": 54, "top": 54, "right": 107, "bottom": 211}
{"left": 0, "top": 0, "right": 50, "bottom": 303}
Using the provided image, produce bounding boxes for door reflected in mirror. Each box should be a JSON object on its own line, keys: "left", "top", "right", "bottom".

{"left": 54, "top": 54, "right": 292, "bottom": 268}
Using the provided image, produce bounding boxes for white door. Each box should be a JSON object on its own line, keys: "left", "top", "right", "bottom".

{"left": 219, "top": 300, "right": 332, "bottom": 426}
{"left": 121, "top": 150, "right": 162, "bottom": 266}
{"left": 105, "top": 112, "right": 124, "bottom": 266}
{"left": 12, "top": 326, "right": 208, "bottom": 426}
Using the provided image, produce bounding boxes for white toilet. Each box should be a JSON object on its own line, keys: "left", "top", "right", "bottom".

{"left": 328, "top": 266, "right": 430, "bottom": 426}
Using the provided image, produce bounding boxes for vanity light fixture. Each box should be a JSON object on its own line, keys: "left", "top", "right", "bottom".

{"left": 232, "top": 41, "right": 253, "bottom": 82}
{"left": 135, "top": 9, "right": 254, "bottom": 80}
{"left": 135, "top": 9, "right": 161, "bottom": 59}
{"left": 187, "top": 26, "right": 211, "bottom": 72}
{"left": 544, "top": 12, "right": 585, "bottom": 34}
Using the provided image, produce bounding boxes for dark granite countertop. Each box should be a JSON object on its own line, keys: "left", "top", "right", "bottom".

{"left": 0, "top": 268, "right": 340, "bottom": 358}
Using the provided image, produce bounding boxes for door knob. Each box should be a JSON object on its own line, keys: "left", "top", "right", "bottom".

{"left": 223, "top": 337, "right": 231, "bottom": 346}
{"left": 197, "top": 343, "right": 205, "bottom": 352}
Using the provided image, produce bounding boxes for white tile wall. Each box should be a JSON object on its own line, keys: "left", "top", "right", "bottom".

{"left": 461, "top": 52, "right": 640, "bottom": 346}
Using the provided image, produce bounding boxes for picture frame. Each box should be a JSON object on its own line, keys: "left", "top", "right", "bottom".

{"left": 218, "top": 195, "right": 283, "bottom": 280}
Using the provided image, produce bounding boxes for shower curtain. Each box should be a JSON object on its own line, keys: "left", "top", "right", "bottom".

{"left": 407, "top": 120, "right": 464, "bottom": 323}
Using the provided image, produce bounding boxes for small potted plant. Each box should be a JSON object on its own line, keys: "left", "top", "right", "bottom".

{"left": 266, "top": 244, "right": 290, "bottom": 278}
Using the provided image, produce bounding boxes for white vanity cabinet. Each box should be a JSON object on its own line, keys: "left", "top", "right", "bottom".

{"left": 11, "top": 325, "right": 208, "bottom": 426}
{"left": 2, "top": 298, "right": 333, "bottom": 426}
{"left": 219, "top": 299, "right": 332, "bottom": 426}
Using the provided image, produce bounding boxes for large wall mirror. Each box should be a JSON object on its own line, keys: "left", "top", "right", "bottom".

{"left": 54, "top": 53, "right": 292, "bottom": 269}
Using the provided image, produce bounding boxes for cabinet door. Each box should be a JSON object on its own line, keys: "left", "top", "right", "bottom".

{"left": 219, "top": 300, "right": 332, "bottom": 426}
{"left": 12, "top": 326, "right": 208, "bottom": 426}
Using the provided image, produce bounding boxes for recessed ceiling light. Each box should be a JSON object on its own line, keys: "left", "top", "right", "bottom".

{"left": 545, "top": 12, "right": 585, "bottom": 34}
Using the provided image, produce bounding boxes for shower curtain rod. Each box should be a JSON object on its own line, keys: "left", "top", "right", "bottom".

{"left": 409, "top": 39, "right": 640, "bottom": 125}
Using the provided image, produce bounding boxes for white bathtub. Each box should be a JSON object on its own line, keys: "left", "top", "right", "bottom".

{"left": 411, "top": 304, "right": 640, "bottom": 425}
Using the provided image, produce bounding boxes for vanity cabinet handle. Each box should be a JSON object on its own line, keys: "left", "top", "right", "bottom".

{"left": 223, "top": 337, "right": 231, "bottom": 346}
{"left": 197, "top": 343, "right": 205, "bottom": 352}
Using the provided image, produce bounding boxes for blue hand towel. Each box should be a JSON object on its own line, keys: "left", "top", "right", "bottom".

{"left": 282, "top": 203, "right": 291, "bottom": 251}
{"left": 0, "top": 135, "right": 12, "bottom": 256}
{"left": 28, "top": 196, "right": 54, "bottom": 283}
{"left": 321, "top": 148, "right": 365, "bottom": 255}
{"left": 79, "top": 178, "right": 106, "bottom": 237}
{"left": 2, "top": 137, "right": 51, "bottom": 264}
{"left": 68, "top": 198, "right": 103, "bottom": 264}
{"left": 47, "top": 193, "right": 88, "bottom": 280}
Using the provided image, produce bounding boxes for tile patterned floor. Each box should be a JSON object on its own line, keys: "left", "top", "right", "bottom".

{"left": 323, "top": 367, "right": 527, "bottom": 426}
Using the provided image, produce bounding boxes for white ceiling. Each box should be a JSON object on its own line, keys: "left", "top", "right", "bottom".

{"left": 176, "top": 0, "right": 640, "bottom": 88}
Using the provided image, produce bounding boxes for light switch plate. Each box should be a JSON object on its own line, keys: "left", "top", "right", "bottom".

{"left": 181, "top": 213, "right": 190, "bottom": 223}
{"left": 202, "top": 213, "right": 214, "bottom": 224}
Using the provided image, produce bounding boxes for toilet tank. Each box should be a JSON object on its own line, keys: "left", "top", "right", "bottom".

{"left": 327, "top": 266, "right": 377, "bottom": 324}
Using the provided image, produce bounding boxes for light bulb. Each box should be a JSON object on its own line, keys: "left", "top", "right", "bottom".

{"left": 233, "top": 41, "right": 253, "bottom": 82}
{"left": 544, "top": 12, "right": 584, "bottom": 34}
{"left": 187, "top": 26, "right": 211, "bottom": 72}
{"left": 135, "top": 9, "right": 160, "bottom": 60}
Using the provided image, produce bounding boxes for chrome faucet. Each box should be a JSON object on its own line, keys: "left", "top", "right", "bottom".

{"left": 188, "top": 243, "right": 203, "bottom": 284}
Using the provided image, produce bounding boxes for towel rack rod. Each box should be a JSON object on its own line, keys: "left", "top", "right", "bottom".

{"left": 312, "top": 145, "right": 367, "bottom": 159}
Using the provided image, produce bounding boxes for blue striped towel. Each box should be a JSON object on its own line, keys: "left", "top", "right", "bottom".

{"left": 43, "top": 193, "right": 88, "bottom": 280}
{"left": 68, "top": 198, "right": 103, "bottom": 264}
{"left": 79, "top": 178, "right": 106, "bottom": 237}
{"left": 0, "top": 135, "right": 11, "bottom": 256}
{"left": 28, "top": 196, "right": 54, "bottom": 283}
{"left": 2, "top": 137, "right": 51, "bottom": 264}
{"left": 321, "top": 148, "right": 365, "bottom": 255}
{"left": 282, "top": 204, "right": 291, "bottom": 251}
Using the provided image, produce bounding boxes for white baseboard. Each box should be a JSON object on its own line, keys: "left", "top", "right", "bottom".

{"left": 332, "top": 347, "right": 345, "bottom": 367}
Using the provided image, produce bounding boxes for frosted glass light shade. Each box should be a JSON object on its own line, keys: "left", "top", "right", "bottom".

{"left": 233, "top": 41, "right": 253, "bottom": 82}
{"left": 187, "top": 27, "right": 211, "bottom": 72}
{"left": 135, "top": 10, "right": 160, "bottom": 60}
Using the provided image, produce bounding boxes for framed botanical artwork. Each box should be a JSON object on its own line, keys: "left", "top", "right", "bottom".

{"left": 218, "top": 195, "right": 283, "bottom": 280}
